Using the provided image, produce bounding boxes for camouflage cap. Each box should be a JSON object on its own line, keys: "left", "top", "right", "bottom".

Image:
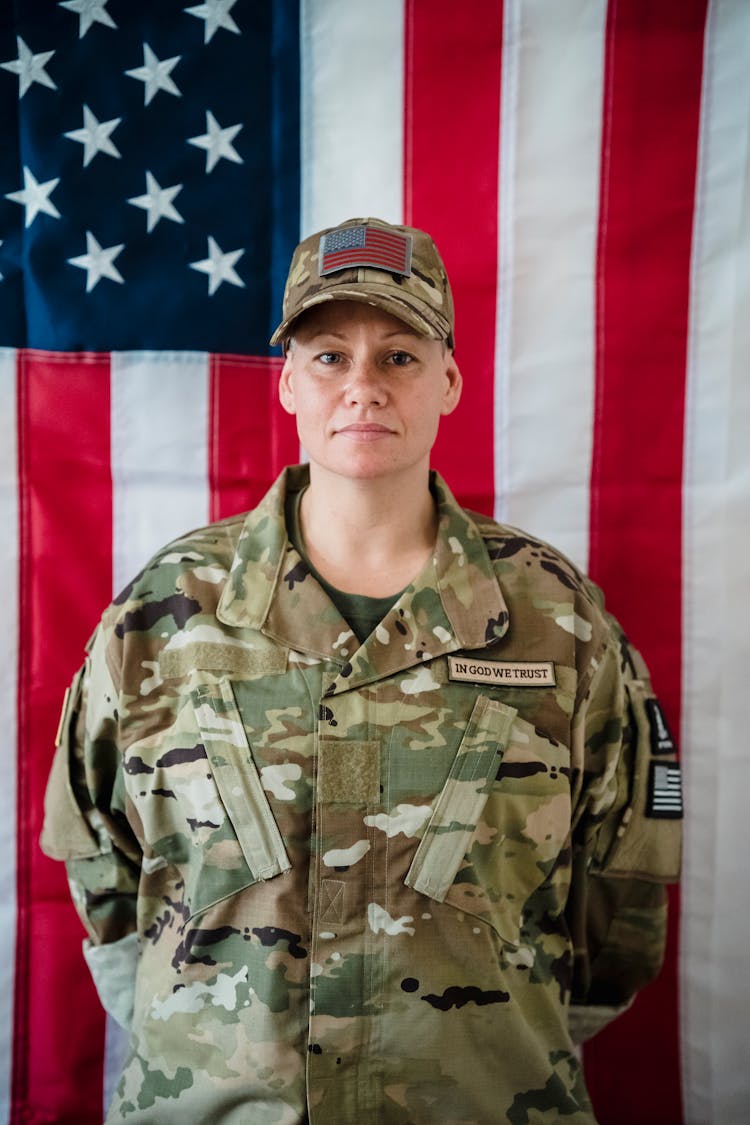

{"left": 270, "top": 217, "right": 455, "bottom": 348}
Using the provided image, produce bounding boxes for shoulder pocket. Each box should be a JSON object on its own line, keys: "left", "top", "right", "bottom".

{"left": 41, "top": 666, "right": 102, "bottom": 861}
{"left": 599, "top": 679, "right": 682, "bottom": 883}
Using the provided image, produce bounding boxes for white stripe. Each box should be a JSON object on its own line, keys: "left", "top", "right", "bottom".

{"left": 106, "top": 351, "right": 212, "bottom": 1108}
{"left": 494, "top": 0, "right": 607, "bottom": 570}
{"left": 681, "top": 1, "right": 750, "bottom": 1121}
{"left": 110, "top": 352, "right": 211, "bottom": 593}
{"left": 300, "top": 0, "right": 405, "bottom": 236}
{"left": 0, "top": 350, "right": 18, "bottom": 1123}
{"left": 494, "top": 0, "right": 520, "bottom": 534}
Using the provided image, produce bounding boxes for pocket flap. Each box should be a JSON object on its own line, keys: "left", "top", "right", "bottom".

{"left": 191, "top": 680, "right": 291, "bottom": 884}
{"left": 600, "top": 679, "right": 682, "bottom": 882}
{"left": 405, "top": 696, "right": 517, "bottom": 901}
{"left": 41, "top": 667, "right": 102, "bottom": 861}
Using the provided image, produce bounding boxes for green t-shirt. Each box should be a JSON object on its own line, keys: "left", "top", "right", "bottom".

{"left": 285, "top": 487, "right": 403, "bottom": 644}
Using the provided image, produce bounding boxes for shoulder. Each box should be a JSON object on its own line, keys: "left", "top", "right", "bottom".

{"left": 467, "top": 507, "right": 605, "bottom": 611}
{"left": 94, "top": 511, "right": 250, "bottom": 678}
{"left": 462, "top": 506, "right": 630, "bottom": 690}
{"left": 111, "top": 511, "right": 247, "bottom": 612}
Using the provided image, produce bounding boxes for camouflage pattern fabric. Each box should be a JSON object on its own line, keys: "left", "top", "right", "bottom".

{"left": 41, "top": 466, "right": 681, "bottom": 1123}
{"left": 269, "top": 217, "right": 455, "bottom": 347}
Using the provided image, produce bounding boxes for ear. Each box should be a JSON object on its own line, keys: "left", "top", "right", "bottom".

{"left": 278, "top": 356, "right": 296, "bottom": 415}
{"left": 440, "top": 351, "right": 463, "bottom": 416}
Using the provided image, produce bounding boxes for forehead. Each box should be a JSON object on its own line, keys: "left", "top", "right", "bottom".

{"left": 291, "top": 300, "right": 423, "bottom": 341}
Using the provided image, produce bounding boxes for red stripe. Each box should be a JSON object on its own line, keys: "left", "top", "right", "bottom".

{"left": 586, "top": 3, "right": 707, "bottom": 1121}
{"left": 323, "top": 249, "right": 408, "bottom": 270}
{"left": 365, "top": 230, "right": 407, "bottom": 251}
{"left": 324, "top": 245, "right": 405, "bottom": 262}
{"left": 14, "top": 350, "right": 111, "bottom": 1123}
{"left": 403, "top": 0, "right": 503, "bottom": 516}
{"left": 209, "top": 354, "right": 299, "bottom": 522}
{"left": 364, "top": 231, "right": 405, "bottom": 245}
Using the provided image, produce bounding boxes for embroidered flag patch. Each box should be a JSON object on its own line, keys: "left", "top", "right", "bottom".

{"left": 319, "top": 224, "right": 412, "bottom": 276}
{"left": 645, "top": 698, "right": 677, "bottom": 755}
{"left": 447, "top": 657, "right": 556, "bottom": 687}
{"left": 647, "top": 761, "right": 683, "bottom": 819}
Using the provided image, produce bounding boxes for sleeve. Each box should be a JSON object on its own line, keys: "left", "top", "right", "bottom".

{"left": 41, "top": 623, "right": 142, "bottom": 1030}
{"left": 566, "top": 607, "right": 682, "bottom": 1044}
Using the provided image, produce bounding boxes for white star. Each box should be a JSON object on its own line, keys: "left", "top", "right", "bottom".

{"left": 125, "top": 44, "right": 181, "bottom": 106}
{"left": 5, "top": 167, "right": 61, "bottom": 227}
{"left": 1, "top": 36, "right": 57, "bottom": 98}
{"left": 59, "top": 0, "right": 117, "bottom": 38}
{"left": 187, "top": 110, "right": 243, "bottom": 173}
{"left": 127, "top": 171, "right": 184, "bottom": 232}
{"left": 68, "top": 231, "right": 124, "bottom": 292}
{"left": 190, "top": 236, "right": 245, "bottom": 295}
{"left": 185, "top": 0, "right": 240, "bottom": 44}
{"left": 64, "top": 105, "right": 121, "bottom": 167}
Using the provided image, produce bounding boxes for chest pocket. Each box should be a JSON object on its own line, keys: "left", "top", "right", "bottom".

{"left": 129, "top": 678, "right": 291, "bottom": 922}
{"left": 185, "top": 680, "right": 291, "bottom": 917}
{"left": 405, "top": 694, "right": 571, "bottom": 947}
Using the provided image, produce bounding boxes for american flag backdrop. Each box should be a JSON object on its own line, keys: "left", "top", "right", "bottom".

{"left": 0, "top": 0, "right": 748, "bottom": 1121}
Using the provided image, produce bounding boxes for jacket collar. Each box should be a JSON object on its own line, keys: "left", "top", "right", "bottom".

{"left": 217, "top": 466, "right": 509, "bottom": 690}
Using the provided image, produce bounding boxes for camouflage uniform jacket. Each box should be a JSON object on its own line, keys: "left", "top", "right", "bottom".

{"left": 42, "top": 466, "right": 682, "bottom": 1124}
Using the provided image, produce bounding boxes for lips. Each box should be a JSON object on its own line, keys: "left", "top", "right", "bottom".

{"left": 335, "top": 422, "right": 395, "bottom": 441}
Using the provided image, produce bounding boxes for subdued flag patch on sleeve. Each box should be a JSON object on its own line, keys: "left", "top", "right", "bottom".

{"left": 647, "top": 761, "right": 683, "bottom": 819}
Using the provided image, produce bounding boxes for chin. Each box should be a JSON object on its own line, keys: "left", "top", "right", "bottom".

{"left": 334, "top": 455, "right": 427, "bottom": 483}
{"left": 303, "top": 441, "right": 431, "bottom": 483}
{"left": 334, "top": 461, "right": 399, "bottom": 481}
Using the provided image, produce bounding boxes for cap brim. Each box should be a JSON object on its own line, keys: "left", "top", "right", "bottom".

{"left": 269, "top": 284, "right": 451, "bottom": 347}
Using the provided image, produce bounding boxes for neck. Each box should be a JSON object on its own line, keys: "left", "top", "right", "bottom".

{"left": 300, "top": 465, "right": 437, "bottom": 596}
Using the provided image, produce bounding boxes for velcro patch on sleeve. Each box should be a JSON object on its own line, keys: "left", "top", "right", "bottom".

{"left": 647, "top": 761, "right": 683, "bottom": 819}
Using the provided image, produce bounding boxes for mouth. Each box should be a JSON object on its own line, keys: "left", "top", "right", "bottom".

{"left": 334, "top": 423, "right": 396, "bottom": 441}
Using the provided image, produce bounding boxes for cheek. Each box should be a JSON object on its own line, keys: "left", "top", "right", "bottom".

{"left": 290, "top": 393, "right": 326, "bottom": 441}
{"left": 412, "top": 393, "right": 445, "bottom": 437}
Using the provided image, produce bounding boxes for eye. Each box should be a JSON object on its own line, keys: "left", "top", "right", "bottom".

{"left": 387, "top": 350, "right": 415, "bottom": 367}
{"left": 316, "top": 351, "right": 341, "bottom": 365}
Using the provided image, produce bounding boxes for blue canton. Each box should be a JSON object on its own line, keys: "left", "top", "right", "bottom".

{"left": 0, "top": 0, "right": 300, "bottom": 352}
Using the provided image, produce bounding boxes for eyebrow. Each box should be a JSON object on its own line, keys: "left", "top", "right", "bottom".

{"left": 301, "top": 327, "right": 421, "bottom": 343}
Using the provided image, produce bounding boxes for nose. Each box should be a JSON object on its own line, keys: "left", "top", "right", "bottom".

{"left": 344, "top": 356, "right": 387, "bottom": 406}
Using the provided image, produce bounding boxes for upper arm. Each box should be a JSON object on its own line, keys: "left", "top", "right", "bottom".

{"left": 567, "top": 614, "right": 682, "bottom": 1022}
{"left": 41, "top": 625, "right": 142, "bottom": 946}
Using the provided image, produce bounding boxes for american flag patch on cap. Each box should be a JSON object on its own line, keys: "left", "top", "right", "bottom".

{"left": 647, "top": 760, "right": 683, "bottom": 819}
{"left": 319, "top": 224, "right": 412, "bottom": 277}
